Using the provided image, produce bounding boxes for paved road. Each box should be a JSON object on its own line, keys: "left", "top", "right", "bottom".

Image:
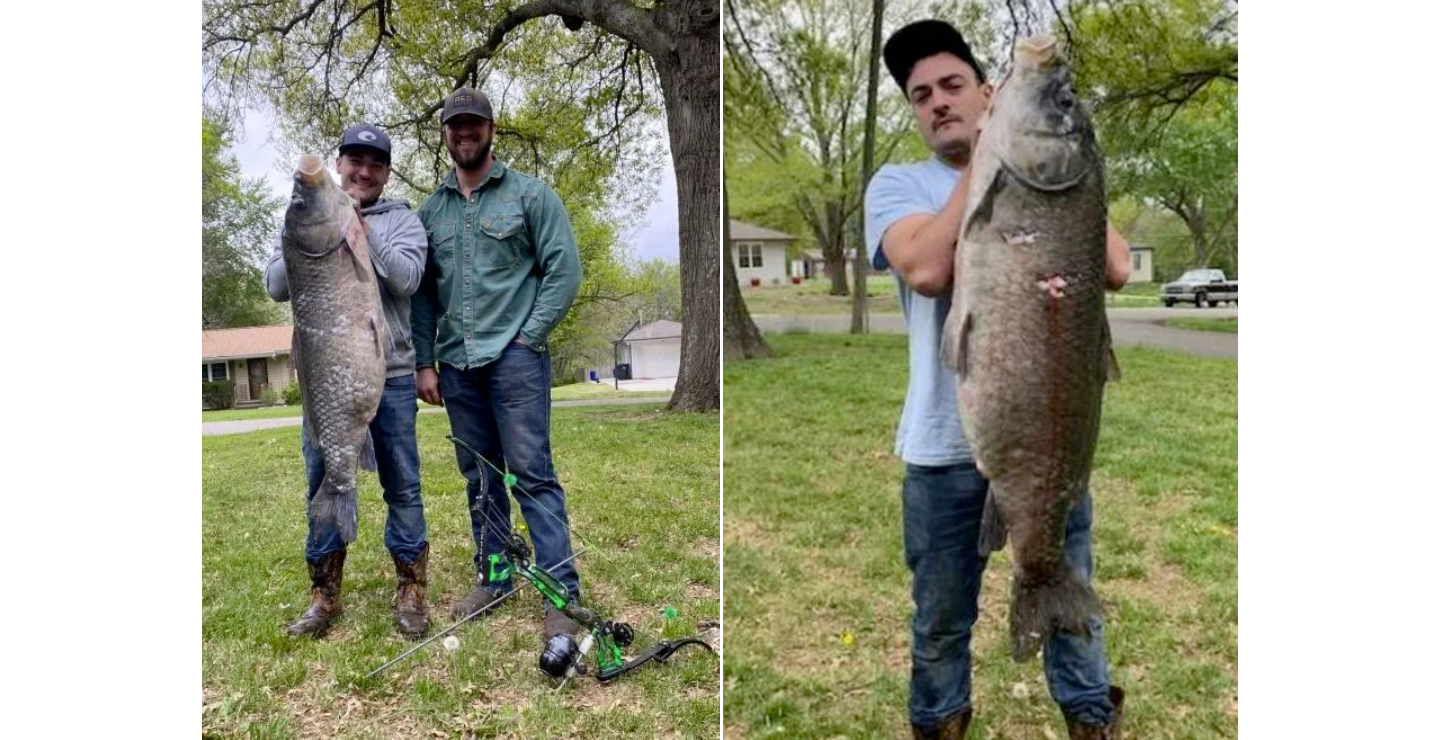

{"left": 752, "top": 306, "right": 1237, "bottom": 359}
{"left": 202, "top": 397, "right": 671, "bottom": 437}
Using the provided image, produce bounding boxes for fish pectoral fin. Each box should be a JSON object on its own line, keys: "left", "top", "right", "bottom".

{"left": 1101, "top": 318, "right": 1122, "bottom": 382}
{"left": 344, "top": 238, "right": 372, "bottom": 283}
{"left": 978, "top": 487, "right": 1008, "bottom": 554}
{"left": 940, "top": 310, "right": 973, "bottom": 380}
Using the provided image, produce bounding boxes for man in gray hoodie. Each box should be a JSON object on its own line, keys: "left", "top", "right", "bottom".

{"left": 264, "top": 124, "right": 432, "bottom": 639}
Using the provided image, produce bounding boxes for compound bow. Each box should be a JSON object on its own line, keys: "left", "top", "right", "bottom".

{"left": 366, "top": 434, "right": 713, "bottom": 684}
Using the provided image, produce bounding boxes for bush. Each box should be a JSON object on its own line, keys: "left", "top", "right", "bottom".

{"left": 281, "top": 379, "right": 302, "bottom": 406}
{"left": 203, "top": 380, "right": 236, "bottom": 410}
{"left": 261, "top": 387, "right": 282, "bottom": 406}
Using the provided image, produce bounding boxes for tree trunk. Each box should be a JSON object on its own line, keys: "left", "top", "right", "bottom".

{"left": 853, "top": 0, "right": 884, "bottom": 334}
{"left": 655, "top": 15, "right": 720, "bottom": 412}
{"left": 824, "top": 200, "right": 849, "bottom": 297}
{"left": 723, "top": 180, "right": 772, "bottom": 360}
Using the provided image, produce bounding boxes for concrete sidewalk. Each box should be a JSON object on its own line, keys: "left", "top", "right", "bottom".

{"left": 751, "top": 307, "right": 1237, "bottom": 359}
{"left": 202, "top": 397, "right": 670, "bottom": 437}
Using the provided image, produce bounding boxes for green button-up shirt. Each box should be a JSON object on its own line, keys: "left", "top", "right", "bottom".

{"left": 412, "top": 159, "right": 582, "bottom": 370}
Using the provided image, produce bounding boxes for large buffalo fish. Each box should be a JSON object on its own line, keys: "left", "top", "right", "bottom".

{"left": 281, "top": 155, "right": 388, "bottom": 544}
{"left": 940, "top": 35, "right": 1120, "bottom": 661}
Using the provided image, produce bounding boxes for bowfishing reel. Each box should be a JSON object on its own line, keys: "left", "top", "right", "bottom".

{"left": 538, "top": 620, "right": 636, "bottom": 680}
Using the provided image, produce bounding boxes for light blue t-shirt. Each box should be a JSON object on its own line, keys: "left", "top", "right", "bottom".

{"left": 864, "top": 157, "right": 972, "bottom": 466}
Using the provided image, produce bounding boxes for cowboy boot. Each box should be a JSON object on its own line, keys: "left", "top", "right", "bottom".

{"left": 393, "top": 544, "right": 430, "bottom": 639}
{"left": 1065, "top": 686, "right": 1126, "bottom": 740}
{"left": 911, "top": 708, "right": 972, "bottom": 740}
{"left": 286, "top": 549, "right": 346, "bottom": 637}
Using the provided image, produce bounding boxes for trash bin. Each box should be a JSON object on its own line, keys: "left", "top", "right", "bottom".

{"left": 588, "top": 370, "right": 599, "bottom": 383}
{"left": 615, "top": 364, "right": 632, "bottom": 380}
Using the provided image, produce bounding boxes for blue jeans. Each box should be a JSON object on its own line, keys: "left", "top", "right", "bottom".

{"left": 438, "top": 340, "right": 581, "bottom": 598}
{"left": 903, "top": 462, "right": 1114, "bottom": 727}
{"left": 302, "top": 375, "right": 428, "bottom": 564}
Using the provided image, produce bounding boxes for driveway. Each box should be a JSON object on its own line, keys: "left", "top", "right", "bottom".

{"left": 203, "top": 397, "right": 670, "bottom": 437}
{"left": 751, "top": 306, "right": 1237, "bottom": 359}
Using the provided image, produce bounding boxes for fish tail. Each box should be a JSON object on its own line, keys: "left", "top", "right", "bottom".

{"left": 1009, "top": 565, "right": 1100, "bottom": 661}
{"left": 309, "top": 475, "right": 360, "bottom": 544}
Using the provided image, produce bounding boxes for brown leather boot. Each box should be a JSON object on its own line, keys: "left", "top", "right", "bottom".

{"left": 393, "top": 544, "right": 430, "bottom": 639}
{"left": 451, "top": 585, "right": 504, "bottom": 620}
{"left": 286, "top": 549, "right": 345, "bottom": 637}
{"left": 544, "top": 604, "right": 582, "bottom": 639}
{"left": 1066, "top": 686, "right": 1125, "bottom": 740}
{"left": 911, "top": 709, "right": 971, "bottom": 740}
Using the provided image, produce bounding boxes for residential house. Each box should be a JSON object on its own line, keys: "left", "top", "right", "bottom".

{"left": 1129, "top": 246, "right": 1155, "bottom": 283}
{"left": 728, "top": 220, "right": 793, "bottom": 285}
{"left": 202, "top": 325, "right": 295, "bottom": 406}
{"left": 613, "top": 320, "right": 682, "bottom": 380}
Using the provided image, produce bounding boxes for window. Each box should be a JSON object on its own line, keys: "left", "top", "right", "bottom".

{"left": 736, "top": 242, "right": 763, "bottom": 269}
{"left": 737, "top": 244, "right": 750, "bottom": 268}
{"left": 1132, "top": 253, "right": 1143, "bottom": 271}
{"left": 203, "top": 362, "right": 228, "bottom": 382}
{"left": 749, "top": 244, "right": 763, "bottom": 268}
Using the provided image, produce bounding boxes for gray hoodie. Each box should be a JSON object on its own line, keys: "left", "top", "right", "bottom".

{"left": 265, "top": 197, "right": 427, "bottom": 377}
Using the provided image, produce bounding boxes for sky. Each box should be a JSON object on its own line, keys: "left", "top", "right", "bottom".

{"left": 230, "top": 106, "right": 681, "bottom": 264}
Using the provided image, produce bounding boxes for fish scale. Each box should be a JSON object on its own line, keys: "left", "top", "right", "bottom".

{"left": 280, "top": 155, "right": 388, "bottom": 544}
{"left": 940, "top": 35, "right": 1117, "bottom": 661}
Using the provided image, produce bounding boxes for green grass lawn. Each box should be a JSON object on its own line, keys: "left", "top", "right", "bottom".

{"left": 202, "top": 384, "right": 672, "bottom": 422}
{"left": 740, "top": 274, "right": 901, "bottom": 316}
{"left": 722, "top": 335, "right": 1236, "bottom": 739}
{"left": 1165, "top": 317, "right": 1239, "bottom": 334}
{"left": 1106, "top": 282, "right": 1162, "bottom": 308}
{"left": 202, "top": 405, "right": 719, "bottom": 739}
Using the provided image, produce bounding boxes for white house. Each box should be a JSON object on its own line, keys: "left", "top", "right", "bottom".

{"left": 729, "top": 220, "right": 793, "bottom": 285}
{"left": 614, "top": 320, "right": 683, "bottom": 380}
{"left": 1129, "top": 246, "right": 1155, "bottom": 283}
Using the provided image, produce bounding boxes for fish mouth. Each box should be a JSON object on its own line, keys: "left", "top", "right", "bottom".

{"left": 295, "top": 155, "right": 328, "bottom": 187}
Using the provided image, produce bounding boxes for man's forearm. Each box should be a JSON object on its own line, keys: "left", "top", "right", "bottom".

{"left": 882, "top": 168, "right": 972, "bottom": 297}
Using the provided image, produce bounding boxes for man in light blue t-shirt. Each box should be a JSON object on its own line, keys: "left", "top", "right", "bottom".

{"left": 864, "top": 20, "right": 1133, "bottom": 740}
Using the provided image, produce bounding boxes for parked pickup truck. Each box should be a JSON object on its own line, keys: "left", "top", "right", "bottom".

{"left": 1161, "top": 268, "right": 1238, "bottom": 307}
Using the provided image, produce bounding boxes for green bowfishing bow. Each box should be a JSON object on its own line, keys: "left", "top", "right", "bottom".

{"left": 365, "top": 434, "right": 713, "bottom": 684}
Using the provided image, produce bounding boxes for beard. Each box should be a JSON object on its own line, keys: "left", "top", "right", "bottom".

{"left": 447, "top": 136, "right": 493, "bottom": 171}
{"left": 934, "top": 134, "right": 973, "bottom": 166}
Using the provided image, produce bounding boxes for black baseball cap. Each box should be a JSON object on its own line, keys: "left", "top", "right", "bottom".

{"left": 442, "top": 87, "right": 494, "bottom": 124}
{"left": 883, "top": 20, "right": 986, "bottom": 93}
{"left": 338, "top": 123, "right": 392, "bottom": 163}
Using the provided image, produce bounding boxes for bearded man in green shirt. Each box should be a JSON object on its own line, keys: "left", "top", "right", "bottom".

{"left": 412, "top": 87, "right": 585, "bottom": 639}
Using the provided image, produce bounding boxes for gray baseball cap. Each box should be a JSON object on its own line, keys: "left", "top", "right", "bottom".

{"left": 338, "top": 123, "right": 392, "bottom": 162}
{"left": 442, "top": 87, "right": 494, "bottom": 124}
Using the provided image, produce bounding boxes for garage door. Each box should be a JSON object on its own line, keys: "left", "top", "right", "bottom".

{"left": 635, "top": 340, "right": 681, "bottom": 378}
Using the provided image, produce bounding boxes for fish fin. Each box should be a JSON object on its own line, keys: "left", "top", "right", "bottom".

{"left": 962, "top": 161, "right": 1006, "bottom": 241}
{"left": 309, "top": 475, "right": 359, "bottom": 544}
{"left": 1101, "top": 319, "right": 1122, "bottom": 382}
{"left": 359, "top": 430, "right": 378, "bottom": 472}
{"left": 343, "top": 214, "right": 373, "bottom": 283}
{"left": 978, "top": 488, "right": 1008, "bottom": 554}
{"left": 940, "top": 310, "right": 973, "bottom": 379}
{"left": 371, "top": 311, "right": 391, "bottom": 363}
{"left": 1009, "top": 565, "right": 1101, "bottom": 661}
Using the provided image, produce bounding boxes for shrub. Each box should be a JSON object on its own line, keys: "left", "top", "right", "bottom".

{"left": 261, "top": 387, "right": 282, "bottom": 406}
{"left": 203, "top": 380, "right": 236, "bottom": 410}
{"left": 281, "top": 379, "right": 302, "bottom": 406}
